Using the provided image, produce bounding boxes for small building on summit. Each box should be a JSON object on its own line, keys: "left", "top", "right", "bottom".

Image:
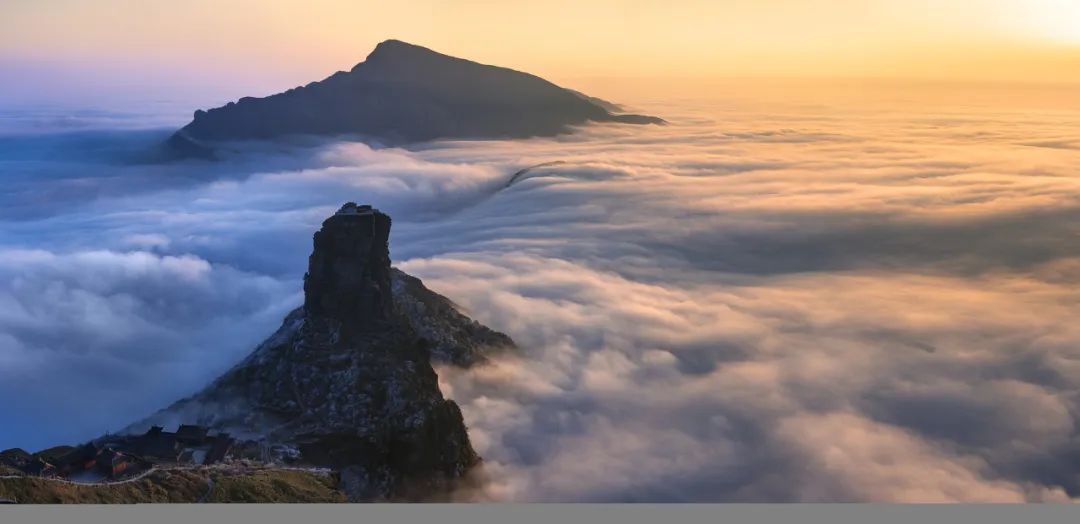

{"left": 3, "top": 424, "right": 234, "bottom": 482}
{"left": 95, "top": 448, "right": 139, "bottom": 478}
{"left": 51, "top": 443, "right": 147, "bottom": 481}
{"left": 335, "top": 202, "right": 374, "bottom": 215}
{"left": 54, "top": 444, "right": 98, "bottom": 476}
{"left": 205, "top": 433, "right": 233, "bottom": 464}
{"left": 175, "top": 425, "right": 210, "bottom": 446}
{"left": 131, "top": 424, "right": 233, "bottom": 466}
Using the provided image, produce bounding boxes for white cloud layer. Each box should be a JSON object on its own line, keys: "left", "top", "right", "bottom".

{"left": 1, "top": 86, "right": 1079, "bottom": 501}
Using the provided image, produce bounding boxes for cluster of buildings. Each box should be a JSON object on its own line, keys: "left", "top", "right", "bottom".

{"left": 0, "top": 424, "right": 235, "bottom": 482}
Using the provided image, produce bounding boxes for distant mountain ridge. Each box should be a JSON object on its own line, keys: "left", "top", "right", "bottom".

{"left": 167, "top": 39, "right": 663, "bottom": 156}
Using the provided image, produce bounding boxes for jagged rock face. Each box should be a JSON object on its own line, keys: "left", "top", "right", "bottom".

{"left": 126, "top": 203, "right": 514, "bottom": 501}
{"left": 199, "top": 316, "right": 478, "bottom": 501}
{"left": 166, "top": 39, "right": 663, "bottom": 156}
{"left": 391, "top": 269, "right": 514, "bottom": 367}
{"left": 304, "top": 203, "right": 394, "bottom": 334}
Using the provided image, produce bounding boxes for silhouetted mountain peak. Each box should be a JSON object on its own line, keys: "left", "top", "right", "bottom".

{"left": 361, "top": 39, "right": 443, "bottom": 65}
{"left": 164, "top": 40, "right": 662, "bottom": 156}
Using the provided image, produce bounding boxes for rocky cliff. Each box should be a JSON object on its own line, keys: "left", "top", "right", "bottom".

{"left": 167, "top": 39, "right": 663, "bottom": 157}
{"left": 127, "top": 203, "right": 514, "bottom": 501}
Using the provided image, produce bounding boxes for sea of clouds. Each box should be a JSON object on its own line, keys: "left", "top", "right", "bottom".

{"left": 1, "top": 86, "right": 1079, "bottom": 501}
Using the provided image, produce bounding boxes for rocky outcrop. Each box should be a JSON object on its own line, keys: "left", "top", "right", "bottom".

{"left": 166, "top": 39, "right": 663, "bottom": 156}
{"left": 391, "top": 269, "right": 513, "bottom": 367}
{"left": 303, "top": 204, "right": 395, "bottom": 334}
{"left": 127, "top": 203, "right": 513, "bottom": 501}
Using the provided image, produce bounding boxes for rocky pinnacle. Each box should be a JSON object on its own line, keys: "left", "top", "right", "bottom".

{"left": 126, "top": 202, "right": 499, "bottom": 500}
{"left": 304, "top": 203, "right": 394, "bottom": 334}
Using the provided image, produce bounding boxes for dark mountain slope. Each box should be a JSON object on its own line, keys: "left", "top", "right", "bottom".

{"left": 124, "top": 203, "right": 514, "bottom": 501}
{"left": 168, "top": 39, "right": 662, "bottom": 155}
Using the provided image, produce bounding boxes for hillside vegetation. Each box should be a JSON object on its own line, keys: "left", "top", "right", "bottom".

{"left": 0, "top": 466, "right": 345, "bottom": 503}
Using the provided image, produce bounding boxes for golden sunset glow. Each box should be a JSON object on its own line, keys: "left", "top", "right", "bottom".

{"left": 4, "top": 0, "right": 1080, "bottom": 506}
{"left": 3, "top": 0, "right": 1080, "bottom": 96}
{"left": 1007, "top": 0, "right": 1080, "bottom": 44}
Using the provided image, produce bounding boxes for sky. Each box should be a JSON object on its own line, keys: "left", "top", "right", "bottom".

{"left": 2, "top": 0, "right": 1080, "bottom": 108}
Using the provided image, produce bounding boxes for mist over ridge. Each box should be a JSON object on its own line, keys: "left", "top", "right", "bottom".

{"left": 1, "top": 79, "right": 1079, "bottom": 500}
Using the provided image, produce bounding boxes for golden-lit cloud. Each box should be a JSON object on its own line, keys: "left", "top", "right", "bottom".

{"left": 1, "top": 2, "right": 1079, "bottom": 499}
{"left": 2, "top": 81, "right": 1079, "bottom": 499}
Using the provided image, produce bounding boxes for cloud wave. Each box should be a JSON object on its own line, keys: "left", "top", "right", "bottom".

{"left": 1, "top": 86, "right": 1079, "bottom": 501}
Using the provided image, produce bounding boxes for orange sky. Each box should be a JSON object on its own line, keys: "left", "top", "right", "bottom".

{"left": 2, "top": 0, "right": 1079, "bottom": 102}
